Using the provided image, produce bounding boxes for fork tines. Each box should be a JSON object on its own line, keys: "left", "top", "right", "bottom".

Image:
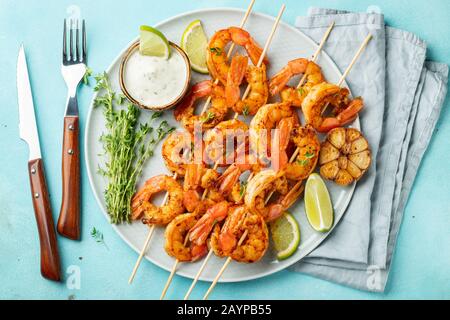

{"left": 63, "top": 19, "right": 86, "bottom": 64}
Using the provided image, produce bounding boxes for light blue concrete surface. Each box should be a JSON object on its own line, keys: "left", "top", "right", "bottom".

{"left": 0, "top": 0, "right": 449, "bottom": 300}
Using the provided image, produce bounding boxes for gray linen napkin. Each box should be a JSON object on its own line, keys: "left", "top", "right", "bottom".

{"left": 289, "top": 8, "right": 449, "bottom": 292}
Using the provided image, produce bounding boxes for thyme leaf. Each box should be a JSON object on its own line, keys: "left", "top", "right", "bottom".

{"left": 91, "top": 227, "right": 108, "bottom": 249}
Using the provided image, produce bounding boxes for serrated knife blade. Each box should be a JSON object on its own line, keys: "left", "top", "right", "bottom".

{"left": 17, "top": 45, "right": 41, "bottom": 160}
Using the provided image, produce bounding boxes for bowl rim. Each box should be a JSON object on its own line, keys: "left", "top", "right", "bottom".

{"left": 119, "top": 40, "right": 191, "bottom": 111}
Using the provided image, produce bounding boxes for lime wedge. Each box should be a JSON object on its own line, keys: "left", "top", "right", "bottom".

{"left": 139, "top": 25, "right": 170, "bottom": 59}
{"left": 270, "top": 212, "right": 301, "bottom": 260}
{"left": 181, "top": 20, "right": 209, "bottom": 74}
{"left": 305, "top": 174, "right": 334, "bottom": 232}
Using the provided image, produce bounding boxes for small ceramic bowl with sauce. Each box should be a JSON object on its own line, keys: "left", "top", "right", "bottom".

{"left": 119, "top": 40, "right": 191, "bottom": 111}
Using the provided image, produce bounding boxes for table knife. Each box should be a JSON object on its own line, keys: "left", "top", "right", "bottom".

{"left": 17, "top": 45, "right": 61, "bottom": 282}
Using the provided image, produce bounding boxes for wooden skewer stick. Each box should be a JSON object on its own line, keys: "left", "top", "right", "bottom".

{"left": 203, "top": 228, "right": 249, "bottom": 300}
{"left": 160, "top": 230, "right": 191, "bottom": 300}
{"left": 337, "top": 34, "right": 372, "bottom": 86}
{"left": 297, "top": 21, "right": 335, "bottom": 89}
{"left": 128, "top": 170, "right": 183, "bottom": 283}
{"left": 128, "top": 225, "right": 156, "bottom": 284}
{"left": 200, "top": 0, "right": 256, "bottom": 115}
{"left": 160, "top": 260, "right": 179, "bottom": 300}
{"left": 184, "top": 249, "right": 214, "bottom": 300}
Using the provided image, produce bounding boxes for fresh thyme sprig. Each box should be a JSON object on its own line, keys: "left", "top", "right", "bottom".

{"left": 94, "top": 72, "right": 175, "bottom": 224}
{"left": 91, "top": 227, "right": 108, "bottom": 249}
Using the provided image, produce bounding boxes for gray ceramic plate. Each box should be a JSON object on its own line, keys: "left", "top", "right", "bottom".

{"left": 85, "top": 8, "right": 359, "bottom": 283}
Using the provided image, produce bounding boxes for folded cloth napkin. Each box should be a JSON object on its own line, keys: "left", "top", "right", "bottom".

{"left": 289, "top": 8, "right": 449, "bottom": 292}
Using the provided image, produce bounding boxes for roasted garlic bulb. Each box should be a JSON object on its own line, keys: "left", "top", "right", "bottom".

{"left": 319, "top": 128, "right": 371, "bottom": 186}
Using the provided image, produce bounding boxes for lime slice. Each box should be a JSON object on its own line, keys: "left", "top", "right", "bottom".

{"left": 305, "top": 173, "right": 334, "bottom": 232}
{"left": 139, "top": 25, "right": 170, "bottom": 59}
{"left": 181, "top": 20, "right": 209, "bottom": 74}
{"left": 270, "top": 212, "right": 301, "bottom": 260}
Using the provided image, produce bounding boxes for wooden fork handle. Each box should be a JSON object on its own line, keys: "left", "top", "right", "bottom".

{"left": 28, "top": 158, "right": 61, "bottom": 281}
{"left": 57, "top": 116, "right": 81, "bottom": 240}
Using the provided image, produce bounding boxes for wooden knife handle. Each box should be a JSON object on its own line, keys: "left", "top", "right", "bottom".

{"left": 57, "top": 116, "right": 81, "bottom": 240}
{"left": 28, "top": 158, "right": 61, "bottom": 281}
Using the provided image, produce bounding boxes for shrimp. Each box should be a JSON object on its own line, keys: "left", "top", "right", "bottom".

{"left": 183, "top": 189, "right": 224, "bottom": 215}
{"left": 269, "top": 59, "right": 326, "bottom": 107}
{"left": 272, "top": 117, "right": 296, "bottom": 172}
{"left": 203, "top": 119, "right": 248, "bottom": 166}
{"left": 174, "top": 80, "right": 228, "bottom": 132}
{"left": 162, "top": 131, "right": 193, "bottom": 176}
{"left": 217, "top": 153, "right": 263, "bottom": 196}
{"left": 249, "top": 102, "right": 296, "bottom": 161}
{"left": 302, "top": 82, "right": 364, "bottom": 133}
{"left": 269, "top": 58, "right": 309, "bottom": 95}
{"left": 284, "top": 125, "right": 321, "bottom": 181}
{"left": 265, "top": 181, "right": 305, "bottom": 221}
{"left": 183, "top": 163, "right": 204, "bottom": 192}
{"left": 182, "top": 164, "right": 223, "bottom": 214}
{"left": 244, "top": 170, "right": 305, "bottom": 222}
{"left": 226, "top": 56, "right": 269, "bottom": 115}
{"left": 207, "top": 27, "right": 268, "bottom": 85}
{"left": 165, "top": 202, "right": 229, "bottom": 262}
{"left": 164, "top": 213, "right": 208, "bottom": 262}
{"left": 183, "top": 164, "right": 224, "bottom": 214}
{"left": 210, "top": 206, "right": 269, "bottom": 263}
{"left": 189, "top": 201, "right": 229, "bottom": 246}
{"left": 244, "top": 170, "right": 287, "bottom": 220}
{"left": 131, "top": 175, "right": 184, "bottom": 225}
{"left": 225, "top": 55, "right": 248, "bottom": 107}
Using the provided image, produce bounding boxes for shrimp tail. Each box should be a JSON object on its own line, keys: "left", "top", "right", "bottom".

{"left": 267, "top": 181, "right": 305, "bottom": 222}
{"left": 174, "top": 80, "right": 212, "bottom": 121}
{"left": 319, "top": 98, "right": 364, "bottom": 133}
{"left": 183, "top": 189, "right": 201, "bottom": 213}
{"left": 191, "top": 243, "right": 208, "bottom": 262}
{"left": 218, "top": 165, "right": 241, "bottom": 195}
{"left": 219, "top": 231, "right": 237, "bottom": 254}
{"left": 189, "top": 201, "right": 229, "bottom": 245}
{"left": 226, "top": 55, "right": 248, "bottom": 107}
{"left": 246, "top": 38, "right": 269, "bottom": 66}
{"left": 267, "top": 204, "right": 284, "bottom": 223}
{"left": 269, "top": 58, "right": 309, "bottom": 95}
{"left": 272, "top": 117, "right": 295, "bottom": 172}
{"left": 228, "top": 27, "right": 268, "bottom": 66}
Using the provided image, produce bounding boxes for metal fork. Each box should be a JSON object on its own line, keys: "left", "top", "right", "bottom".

{"left": 57, "top": 19, "right": 87, "bottom": 240}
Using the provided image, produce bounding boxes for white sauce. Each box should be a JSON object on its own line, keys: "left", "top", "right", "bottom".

{"left": 124, "top": 47, "right": 187, "bottom": 107}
